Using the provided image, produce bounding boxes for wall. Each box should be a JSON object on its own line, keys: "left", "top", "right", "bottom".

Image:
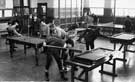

{"left": 38, "top": 0, "right": 53, "bottom": 8}
{"left": 13, "top": 0, "right": 20, "bottom": 6}
{"left": 0, "top": 0, "right": 5, "bottom": 9}
{"left": 104, "top": 0, "right": 113, "bottom": 17}
{"left": 29, "top": 0, "right": 129, "bottom": 24}
{"left": 83, "top": 0, "right": 90, "bottom": 15}
{"left": 30, "top": 0, "right": 37, "bottom": 8}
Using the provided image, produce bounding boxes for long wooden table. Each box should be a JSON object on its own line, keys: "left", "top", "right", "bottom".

{"left": 110, "top": 32, "right": 135, "bottom": 62}
{"left": 90, "top": 23, "right": 123, "bottom": 29}
{"left": 66, "top": 48, "right": 117, "bottom": 82}
{"left": 89, "top": 23, "right": 124, "bottom": 35}
{"left": 75, "top": 23, "right": 124, "bottom": 37}
{"left": 6, "top": 36, "right": 45, "bottom": 66}
{"left": 7, "top": 36, "right": 83, "bottom": 66}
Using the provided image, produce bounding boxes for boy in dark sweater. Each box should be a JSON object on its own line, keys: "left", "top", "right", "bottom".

{"left": 77, "top": 27, "right": 100, "bottom": 50}
{"left": 44, "top": 36, "right": 74, "bottom": 81}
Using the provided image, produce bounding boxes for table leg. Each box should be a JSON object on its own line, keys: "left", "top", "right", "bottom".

{"left": 78, "top": 70, "right": 85, "bottom": 78}
{"left": 114, "top": 43, "right": 116, "bottom": 50}
{"left": 71, "top": 66, "right": 75, "bottom": 82}
{"left": 119, "top": 44, "right": 123, "bottom": 51}
{"left": 9, "top": 40, "right": 14, "bottom": 58}
{"left": 123, "top": 44, "right": 127, "bottom": 62}
{"left": 113, "top": 59, "right": 116, "bottom": 75}
{"left": 24, "top": 45, "right": 27, "bottom": 55}
{"left": 101, "top": 64, "right": 104, "bottom": 71}
{"left": 112, "top": 28, "right": 115, "bottom": 35}
{"left": 35, "top": 47, "right": 39, "bottom": 66}
{"left": 85, "top": 70, "right": 88, "bottom": 82}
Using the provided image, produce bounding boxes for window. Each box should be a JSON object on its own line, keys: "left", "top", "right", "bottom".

{"left": 24, "top": 0, "right": 28, "bottom": 6}
{"left": 0, "top": 0, "right": 13, "bottom": 18}
{"left": 72, "top": 0, "right": 77, "bottom": 17}
{"left": 77, "top": 0, "right": 82, "bottom": 17}
{"left": 89, "top": 0, "right": 104, "bottom": 8}
{"left": 0, "top": 10, "right": 2, "bottom": 17}
{"left": 112, "top": 0, "right": 135, "bottom": 17}
{"left": 66, "top": 0, "right": 71, "bottom": 18}
{"left": 89, "top": 0, "right": 104, "bottom": 15}
{"left": 4, "top": 10, "right": 12, "bottom": 17}
{"left": 116, "top": 0, "right": 135, "bottom": 8}
{"left": 60, "top": 0, "right": 66, "bottom": 18}
{"left": 59, "top": 0, "right": 83, "bottom": 18}
{"left": 58, "top": 0, "right": 84, "bottom": 24}
{"left": 90, "top": 8, "right": 104, "bottom": 15}
{"left": 53, "top": 0, "right": 59, "bottom": 18}
{"left": 6, "top": 0, "right": 13, "bottom": 8}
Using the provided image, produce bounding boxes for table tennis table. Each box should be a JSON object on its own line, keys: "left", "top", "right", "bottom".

{"left": 6, "top": 36, "right": 45, "bottom": 66}
{"left": 89, "top": 22, "right": 124, "bottom": 35}
{"left": 66, "top": 48, "right": 117, "bottom": 82}
{"left": 110, "top": 32, "right": 135, "bottom": 62}
{"left": 75, "top": 22, "right": 124, "bottom": 37}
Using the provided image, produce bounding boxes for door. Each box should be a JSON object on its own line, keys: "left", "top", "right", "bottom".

{"left": 37, "top": 3, "right": 47, "bottom": 19}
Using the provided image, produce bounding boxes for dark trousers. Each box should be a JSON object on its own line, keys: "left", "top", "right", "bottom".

{"left": 85, "top": 40, "right": 94, "bottom": 50}
{"left": 69, "top": 50, "right": 74, "bottom": 59}
{"left": 124, "top": 26, "right": 132, "bottom": 33}
{"left": 45, "top": 48, "right": 67, "bottom": 71}
{"left": 29, "top": 27, "right": 39, "bottom": 36}
{"left": 29, "top": 27, "right": 33, "bottom": 36}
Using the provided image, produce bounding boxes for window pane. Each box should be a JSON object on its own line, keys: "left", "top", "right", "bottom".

{"left": 89, "top": 0, "right": 104, "bottom": 15}
{"left": 91, "top": 8, "right": 104, "bottom": 15}
{"left": 72, "top": 0, "right": 76, "bottom": 8}
{"left": 66, "top": 0, "right": 71, "bottom": 8}
{"left": 6, "top": 0, "right": 13, "bottom": 8}
{"left": 116, "top": 0, "right": 135, "bottom": 8}
{"left": 60, "top": 0, "right": 66, "bottom": 18}
{"left": 77, "top": 0, "right": 81, "bottom": 17}
{"left": 66, "top": 8, "right": 71, "bottom": 18}
{"left": 0, "top": 10, "right": 2, "bottom": 17}
{"left": 72, "top": 0, "right": 77, "bottom": 17}
{"left": 4, "top": 10, "right": 12, "bottom": 17}
{"left": 112, "top": 0, "right": 135, "bottom": 17}
{"left": 66, "top": 0, "right": 71, "bottom": 18}
{"left": 54, "top": 0, "right": 58, "bottom": 18}
{"left": 115, "top": 8, "right": 135, "bottom": 17}
{"left": 89, "top": 0, "right": 105, "bottom": 7}
{"left": 24, "top": 0, "right": 28, "bottom": 6}
{"left": 72, "top": 8, "right": 76, "bottom": 17}
{"left": 111, "top": 0, "right": 114, "bottom": 8}
{"left": 60, "top": 0, "right": 65, "bottom": 8}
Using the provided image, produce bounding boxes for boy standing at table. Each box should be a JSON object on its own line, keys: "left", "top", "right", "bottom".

{"left": 7, "top": 20, "right": 22, "bottom": 37}
{"left": 77, "top": 27, "right": 100, "bottom": 50}
{"left": 44, "top": 36, "right": 74, "bottom": 81}
{"left": 124, "top": 15, "right": 133, "bottom": 33}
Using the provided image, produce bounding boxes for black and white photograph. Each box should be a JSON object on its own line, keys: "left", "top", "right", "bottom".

{"left": 0, "top": 0, "right": 135, "bottom": 82}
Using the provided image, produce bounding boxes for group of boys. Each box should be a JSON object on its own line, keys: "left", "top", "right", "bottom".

{"left": 7, "top": 16, "right": 100, "bottom": 81}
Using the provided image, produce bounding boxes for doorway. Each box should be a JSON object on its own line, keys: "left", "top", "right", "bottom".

{"left": 37, "top": 3, "right": 47, "bottom": 19}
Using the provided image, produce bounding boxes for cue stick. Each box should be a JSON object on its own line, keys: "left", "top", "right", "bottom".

{"left": 44, "top": 45, "right": 82, "bottom": 53}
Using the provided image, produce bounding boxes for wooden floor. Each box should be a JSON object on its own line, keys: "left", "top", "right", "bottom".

{"left": 0, "top": 36, "right": 135, "bottom": 82}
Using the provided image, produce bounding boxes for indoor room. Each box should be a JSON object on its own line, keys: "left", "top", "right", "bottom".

{"left": 0, "top": 0, "right": 135, "bottom": 82}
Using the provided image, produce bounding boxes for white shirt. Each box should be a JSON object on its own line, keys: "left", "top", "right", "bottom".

{"left": 40, "top": 22, "right": 50, "bottom": 36}
{"left": 53, "top": 26, "right": 67, "bottom": 39}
